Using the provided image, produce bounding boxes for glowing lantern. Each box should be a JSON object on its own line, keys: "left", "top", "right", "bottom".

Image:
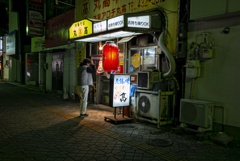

{"left": 102, "top": 41, "right": 119, "bottom": 73}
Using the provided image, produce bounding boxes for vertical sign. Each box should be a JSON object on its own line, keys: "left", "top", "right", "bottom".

{"left": 27, "top": 0, "right": 44, "bottom": 36}
{"left": 6, "top": 30, "right": 18, "bottom": 56}
{"left": 112, "top": 74, "right": 130, "bottom": 107}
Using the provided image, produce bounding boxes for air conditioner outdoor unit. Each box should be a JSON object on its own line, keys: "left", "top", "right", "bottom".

{"left": 137, "top": 92, "right": 168, "bottom": 121}
{"left": 137, "top": 69, "right": 161, "bottom": 90}
{"left": 179, "top": 99, "right": 214, "bottom": 129}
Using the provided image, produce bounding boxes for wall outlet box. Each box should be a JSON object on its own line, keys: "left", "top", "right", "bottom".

{"left": 186, "top": 60, "right": 200, "bottom": 67}
{"left": 203, "top": 49, "right": 213, "bottom": 58}
{"left": 186, "top": 68, "right": 198, "bottom": 78}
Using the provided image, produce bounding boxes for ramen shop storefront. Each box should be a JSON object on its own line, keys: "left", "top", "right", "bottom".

{"left": 69, "top": 10, "right": 165, "bottom": 107}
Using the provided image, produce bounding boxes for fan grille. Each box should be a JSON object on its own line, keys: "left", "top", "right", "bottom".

{"left": 138, "top": 96, "right": 151, "bottom": 113}
{"left": 181, "top": 102, "right": 197, "bottom": 122}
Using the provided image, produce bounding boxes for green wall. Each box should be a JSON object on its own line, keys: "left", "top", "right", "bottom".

{"left": 186, "top": 17, "right": 240, "bottom": 139}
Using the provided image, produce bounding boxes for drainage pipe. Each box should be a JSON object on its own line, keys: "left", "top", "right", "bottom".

{"left": 159, "top": 31, "right": 176, "bottom": 78}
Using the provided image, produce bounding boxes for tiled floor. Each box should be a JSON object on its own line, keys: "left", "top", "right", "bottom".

{"left": 0, "top": 82, "right": 240, "bottom": 161}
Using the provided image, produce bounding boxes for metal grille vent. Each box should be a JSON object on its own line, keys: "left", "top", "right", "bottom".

{"left": 138, "top": 73, "right": 148, "bottom": 88}
{"left": 138, "top": 96, "right": 151, "bottom": 113}
{"left": 181, "top": 102, "right": 197, "bottom": 122}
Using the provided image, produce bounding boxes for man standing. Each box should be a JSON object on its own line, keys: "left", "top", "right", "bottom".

{"left": 77, "top": 58, "right": 95, "bottom": 117}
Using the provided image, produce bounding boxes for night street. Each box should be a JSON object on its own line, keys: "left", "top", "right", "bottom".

{"left": 0, "top": 82, "right": 239, "bottom": 161}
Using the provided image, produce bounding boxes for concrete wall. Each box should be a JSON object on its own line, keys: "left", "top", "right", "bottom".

{"left": 190, "top": 0, "right": 240, "bottom": 20}
{"left": 63, "top": 49, "right": 75, "bottom": 98}
{"left": 39, "top": 53, "right": 46, "bottom": 85}
{"left": 46, "top": 53, "right": 52, "bottom": 92}
{"left": 186, "top": 0, "right": 240, "bottom": 140}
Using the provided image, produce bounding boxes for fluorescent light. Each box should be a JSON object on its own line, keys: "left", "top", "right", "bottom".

{"left": 76, "top": 31, "right": 142, "bottom": 42}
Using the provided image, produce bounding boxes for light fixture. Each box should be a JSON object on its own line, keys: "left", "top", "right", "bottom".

{"left": 99, "top": 41, "right": 103, "bottom": 50}
{"left": 102, "top": 41, "right": 119, "bottom": 74}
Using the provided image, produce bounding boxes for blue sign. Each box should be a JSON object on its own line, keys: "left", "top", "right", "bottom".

{"left": 130, "top": 65, "right": 133, "bottom": 72}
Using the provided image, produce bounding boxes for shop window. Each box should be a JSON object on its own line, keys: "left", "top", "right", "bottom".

{"left": 142, "top": 48, "right": 157, "bottom": 70}
{"left": 129, "top": 48, "right": 157, "bottom": 73}
{"left": 129, "top": 49, "right": 141, "bottom": 73}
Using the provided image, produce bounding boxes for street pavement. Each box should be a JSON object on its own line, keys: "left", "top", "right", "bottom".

{"left": 0, "top": 82, "right": 240, "bottom": 161}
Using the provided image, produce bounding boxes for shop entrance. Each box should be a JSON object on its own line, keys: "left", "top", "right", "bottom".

{"left": 52, "top": 52, "right": 64, "bottom": 93}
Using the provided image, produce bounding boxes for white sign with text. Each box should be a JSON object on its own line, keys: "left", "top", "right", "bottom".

{"left": 112, "top": 74, "right": 130, "bottom": 107}
{"left": 128, "top": 15, "right": 150, "bottom": 28}
{"left": 94, "top": 20, "right": 107, "bottom": 33}
{"left": 108, "top": 15, "right": 124, "bottom": 30}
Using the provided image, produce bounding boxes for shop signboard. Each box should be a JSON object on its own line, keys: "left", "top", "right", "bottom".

{"left": 31, "top": 36, "right": 45, "bottom": 52}
{"left": 93, "top": 20, "right": 107, "bottom": 33}
{"left": 111, "top": 74, "right": 130, "bottom": 107}
{"left": 27, "top": 0, "right": 44, "bottom": 36}
{"left": 28, "top": 27, "right": 43, "bottom": 36}
{"left": 29, "top": 0, "right": 43, "bottom": 4}
{"left": 107, "top": 15, "right": 124, "bottom": 30}
{"left": 69, "top": 19, "right": 93, "bottom": 39}
{"left": 6, "top": 30, "right": 18, "bottom": 56}
{"left": 128, "top": 15, "right": 150, "bottom": 28}
{"left": 45, "top": 9, "right": 75, "bottom": 48}
{"left": 75, "top": 0, "right": 178, "bottom": 55}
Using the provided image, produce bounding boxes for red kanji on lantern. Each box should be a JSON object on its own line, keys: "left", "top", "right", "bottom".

{"left": 102, "top": 41, "right": 119, "bottom": 73}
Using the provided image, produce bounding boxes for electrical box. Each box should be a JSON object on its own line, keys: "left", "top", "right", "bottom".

{"left": 203, "top": 49, "right": 213, "bottom": 58}
{"left": 186, "top": 60, "right": 201, "bottom": 78}
{"left": 178, "top": 23, "right": 187, "bottom": 40}
{"left": 177, "top": 41, "right": 187, "bottom": 58}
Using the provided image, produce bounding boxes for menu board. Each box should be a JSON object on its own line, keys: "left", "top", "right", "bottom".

{"left": 112, "top": 75, "right": 130, "bottom": 107}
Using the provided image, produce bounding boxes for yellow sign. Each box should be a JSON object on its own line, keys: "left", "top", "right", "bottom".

{"left": 132, "top": 53, "right": 140, "bottom": 68}
{"left": 69, "top": 19, "right": 92, "bottom": 39}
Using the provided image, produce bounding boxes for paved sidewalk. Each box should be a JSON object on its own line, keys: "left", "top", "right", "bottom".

{"left": 0, "top": 82, "right": 240, "bottom": 161}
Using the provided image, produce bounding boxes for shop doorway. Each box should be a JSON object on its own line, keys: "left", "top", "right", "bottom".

{"left": 26, "top": 53, "right": 39, "bottom": 85}
{"left": 52, "top": 52, "right": 64, "bottom": 93}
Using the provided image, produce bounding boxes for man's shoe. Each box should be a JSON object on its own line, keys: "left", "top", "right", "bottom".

{"left": 80, "top": 114, "right": 89, "bottom": 117}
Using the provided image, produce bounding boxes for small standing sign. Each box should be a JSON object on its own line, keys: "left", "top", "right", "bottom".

{"left": 105, "top": 74, "right": 133, "bottom": 124}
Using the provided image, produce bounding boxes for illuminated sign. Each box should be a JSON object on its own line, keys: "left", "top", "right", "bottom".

{"left": 93, "top": 20, "right": 107, "bottom": 33}
{"left": 6, "top": 30, "right": 18, "bottom": 56}
{"left": 112, "top": 74, "right": 130, "bottom": 107}
{"left": 108, "top": 15, "right": 124, "bottom": 30}
{"left": 69, "top": 19, "right": 92, "bottom": 39}
{"left": 128, "top": 16, "right": 150, "bottom": 28}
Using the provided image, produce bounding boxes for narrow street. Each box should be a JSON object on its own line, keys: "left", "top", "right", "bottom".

{"left": 0, "top": 83, "right": 239, "bottom": 161}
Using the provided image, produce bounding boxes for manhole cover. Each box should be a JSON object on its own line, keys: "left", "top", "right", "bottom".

{"left": 146, "top": 139, "right": 173, "bottom": 147}
{"left": 118, "top": 125, "right": 136, "bottom": 129}
{"left": 150, "top": 131, "right": 167, "bottom": 135}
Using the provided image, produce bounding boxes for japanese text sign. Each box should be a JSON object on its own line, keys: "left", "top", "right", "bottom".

{"left": 128, "top": 15, "right": 150, "bottom": 28}
{"left": 94, "top": 20, "right": 107, "bottom": 33}
{"left": 69, "top": 19, "right": 93, "bottom": 39}
{"left": 108, "top": 15, "right": 124, "bottom": 30}
{"left": 112, "top": 74, "right": 130, "bottom": 107}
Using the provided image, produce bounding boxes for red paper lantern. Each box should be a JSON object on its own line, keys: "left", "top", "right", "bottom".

{"left": 102, "top": 41, "right": 119, "bottom": 73}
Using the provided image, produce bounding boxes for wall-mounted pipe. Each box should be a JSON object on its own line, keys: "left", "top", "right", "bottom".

{"left": 159, "top": 31, "right": 176, "bottom": 78}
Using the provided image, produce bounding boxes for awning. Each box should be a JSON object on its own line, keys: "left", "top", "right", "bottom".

{"left": 117, "top": 36, "right": 135, "bottom": 44}
{"left": 76, "top": 31, "right": 141, "bottom": 43}
{"left": 69, "top": 10, "right": 164, "bottom": 43}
